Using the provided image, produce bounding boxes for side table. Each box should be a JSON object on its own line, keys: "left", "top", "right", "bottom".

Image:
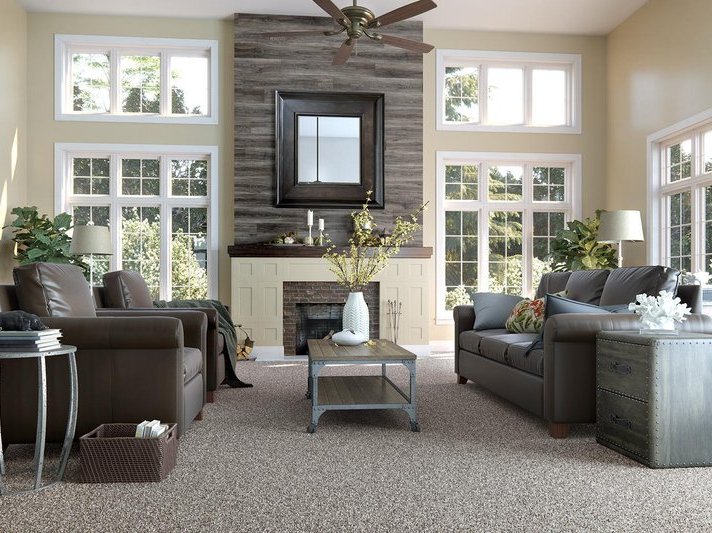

{"left": 596, "top": 331, "right": 712, "bottom": 468}
{"left": 0, "top": 345, "right": 78, "bottom": 494}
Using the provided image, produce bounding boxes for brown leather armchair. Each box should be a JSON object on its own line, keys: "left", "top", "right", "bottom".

{"left": 98, "top": 270, "right": 226, "bottom": 403}
{"left": 0, "top": 263, "right": 206, "bottom": 443}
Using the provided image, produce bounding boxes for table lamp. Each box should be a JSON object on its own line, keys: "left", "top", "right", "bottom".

{"left": 597, "top": 210, "right": 644, "bottom": 267}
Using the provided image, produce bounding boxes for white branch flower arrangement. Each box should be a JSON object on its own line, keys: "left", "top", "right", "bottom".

{"left": 628, "top": 290, "right": 691, "bottom": 331}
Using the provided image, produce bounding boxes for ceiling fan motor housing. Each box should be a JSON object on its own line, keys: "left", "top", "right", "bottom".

{"left": 340, "top": 5, "right": 378, "bottom": 38}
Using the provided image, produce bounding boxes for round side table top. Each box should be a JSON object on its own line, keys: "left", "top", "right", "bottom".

{"left": 0, "top": 345, "right": 77, "bottom": 360}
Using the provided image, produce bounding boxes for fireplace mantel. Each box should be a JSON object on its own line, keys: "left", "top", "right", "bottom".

{"left": 228, "top": 244, "right": 433, "bottom": 259}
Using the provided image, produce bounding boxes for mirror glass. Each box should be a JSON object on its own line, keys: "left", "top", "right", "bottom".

{"left": 297, "top": 116, "right": 361, "bottom": 184}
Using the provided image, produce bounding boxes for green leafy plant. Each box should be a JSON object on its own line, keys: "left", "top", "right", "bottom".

{"left": 323, "top": 193, "right": 427, "bottom": 291}
{"left": 5, "top": 206, "right": 88, "bottom": 270}
{"left": 547, "top": 212, "right": 617, "bottom": 271}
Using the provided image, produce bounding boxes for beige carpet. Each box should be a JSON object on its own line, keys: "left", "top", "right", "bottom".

{"left": 1, "top": 355, "right": 712, "bottom": 532}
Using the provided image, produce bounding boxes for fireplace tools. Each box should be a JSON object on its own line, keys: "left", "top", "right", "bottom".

{"left": 386, "top": 299, "right": 402, "bottom": 344}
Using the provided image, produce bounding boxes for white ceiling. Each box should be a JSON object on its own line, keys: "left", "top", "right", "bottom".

{"left": 18, "top": 0, "right": 649, "bottom": 35}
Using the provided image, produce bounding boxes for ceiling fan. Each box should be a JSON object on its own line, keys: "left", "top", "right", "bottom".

{"left": 264, "top": 0, "right": 437, "bottom": 65}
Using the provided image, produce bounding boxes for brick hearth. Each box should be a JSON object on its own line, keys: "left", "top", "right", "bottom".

{"left": 282, "top": 281, "right": 379, "bottom": 355}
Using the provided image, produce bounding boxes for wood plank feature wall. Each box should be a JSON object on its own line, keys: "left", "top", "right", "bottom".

{"left": 233, "top": 14, "right": 424, "bottom": 246}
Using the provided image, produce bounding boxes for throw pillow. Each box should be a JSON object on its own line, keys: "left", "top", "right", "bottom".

{"left": 472, "top": 293, "right": 524, "bottom": 331}
{"left": 525, "top": 293, "right": 611, "bottom": 355}
{"left": 505, "top": 297, "right": 545, "bottom": 333}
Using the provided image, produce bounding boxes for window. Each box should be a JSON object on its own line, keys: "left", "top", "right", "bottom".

{"left": 55, "top": 35, "right": 218, "bottom": 124}
{"left": 436, "top": 50, "right": 581, "bottom": 133}
{"left": 56, "top": 143, "right": 218, "bottom": 299}
{"left": 649, "top": 110, "right": 712, "bottom": 279}
{"left": 437, "top": 151, "right": 581, "bottom": 322}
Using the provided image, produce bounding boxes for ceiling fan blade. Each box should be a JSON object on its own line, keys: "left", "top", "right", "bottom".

{"left": 333, "top": 39, "right": 355, "bottom": 65}
{"left": 263, "top": 30, "right": 335, "bottom": 37}
{"left": 313, "top": 0, "right": 348, "bottom": 23}
{"left": 372, "top": 0, "right": 437, "bottom": 28}
{"left": 379, "top": 34, "right": 435, "bottom": 53}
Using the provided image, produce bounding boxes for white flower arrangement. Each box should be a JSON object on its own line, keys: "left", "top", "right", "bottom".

{"left": 628, "top": 290, "right": 691, "bottom": 331}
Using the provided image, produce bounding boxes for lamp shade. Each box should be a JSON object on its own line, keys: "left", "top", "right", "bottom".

{"left": 597, "top": 210, "right": 644, "bottom": 243}
{"left": 69, "top": 225, "right": 113, "bottom": 255}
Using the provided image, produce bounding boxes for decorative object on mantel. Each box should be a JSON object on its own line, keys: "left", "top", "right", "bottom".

{"left": 264, "top": 0, "right": 437, "bottom": 65}
{"left": 271, "top": 231, "right": 301, "bottom": 245}
{"left": 317, "top": 218, "right": 325, "bottom": 246}
{"left": 306, "top": 210, "right": 315, "bottom": 245}
{"left": 323, "top": 191, "right": 426, "bottom": 339}
{"left": 628, "top": 290, "right": 691, "bottom": 334}
{"left": 386, "top": 299, "right": 402, "bottom": 344}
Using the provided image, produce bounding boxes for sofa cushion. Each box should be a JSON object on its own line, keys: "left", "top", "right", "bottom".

{"left": 564, "top": 269, "right": 610, "bottom": 304}
{"left": 184, "top": 347, "right": 203, "bottom": 384}
{"left": 13, "top": 263, "right": 96, "bottom": 317}
{"left": 505, "top": 297, "right": 545, "bottom": 333}
{"left": 479, "top": 333, "right": 540, "bottom": 365}
{"left": 102, "top": 270, "right": 154, "bottom": 308}
{"left": 459, "top": 329, "right": 509, "bottom": 354}
{"left": 508, "top": 344, "right": 545, "bottom": 377}
{"left": 535, "top": 272, "right": 571, "bottom": 299}
{"left": 472, "top": 293, "right": 524, "bottom": 330}
{"left": 599, "top": 266, "right": 680, "bottom": 306}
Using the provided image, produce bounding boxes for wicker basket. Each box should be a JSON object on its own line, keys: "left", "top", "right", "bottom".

{"left": 80, "top": 423, "right": 177, "bottom": 483}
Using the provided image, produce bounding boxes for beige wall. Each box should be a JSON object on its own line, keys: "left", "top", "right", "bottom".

{"left": 423, "top": 29, "right": 608, "bottom": 341}
{"left": 25, "top": 13, "right": 235, "bottom": 301}
{"left": 607, "top": 0, "right": 712, "bottom": 267}
{"left": 0, "top": 0, "right": 27, "bottom": 282}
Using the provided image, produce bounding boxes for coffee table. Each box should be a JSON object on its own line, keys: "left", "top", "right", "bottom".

{"left": 306, "top": 339, "right": 419, "bottom": 433}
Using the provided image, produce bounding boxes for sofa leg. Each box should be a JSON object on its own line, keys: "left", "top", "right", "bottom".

{"left": 457, "top": 375, "right": 468, "bottom": 385}
{"left": 195, "top": 410, "right": 203, "bottom": 421}
{"left": 206, "top": 390, "right": 215, "bottom": 404}
{"left": 548, "top": 422, "right": 569, "bottom": 439}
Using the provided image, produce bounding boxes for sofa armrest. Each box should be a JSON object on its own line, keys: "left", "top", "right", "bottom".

{"left": 41, "top": 316, "right": 182, "bottom": 349}
{"left": 542, "top": 312, "right": 712, "bottom": 425}
{"left": 96, "top": 309, "right": 207, "bottom": 354}
{"left": 453, "top": 305, "right": 475, "bottom": 374}
{"left": 677, "top": 284, "right": 703, "bottom": 314}
{"left": 545, "top": 312, "right": 712, "bottom": 344}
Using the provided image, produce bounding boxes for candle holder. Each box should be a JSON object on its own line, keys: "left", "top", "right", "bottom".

{"left": 305, "top": 224, "right": 314, "bottom": 246}
{"left": 316, "top": 230, "right": 325, "bottom": 246}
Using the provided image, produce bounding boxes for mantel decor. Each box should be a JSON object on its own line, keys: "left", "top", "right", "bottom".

{"left": 323, "top": 193, "right": 425, "bottom": 339}
{"left": 275, "top": 91, "right": 384, "bottom": 209}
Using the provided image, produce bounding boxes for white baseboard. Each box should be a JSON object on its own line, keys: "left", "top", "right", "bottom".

{"left": 429, "top": 340, "right": 455, "bottom": 354}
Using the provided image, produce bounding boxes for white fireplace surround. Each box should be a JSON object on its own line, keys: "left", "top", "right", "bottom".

{"left": 231, "top": 257, "right": 431, "bottom": 358}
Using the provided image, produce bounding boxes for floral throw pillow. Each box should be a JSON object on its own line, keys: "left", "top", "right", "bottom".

{"left": 505, "top": 297, "right": 546, "bottom": 333}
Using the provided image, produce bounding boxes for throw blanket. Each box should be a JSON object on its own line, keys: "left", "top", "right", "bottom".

{"left": 153, "top": 299, "right": 238, "bottom": 378}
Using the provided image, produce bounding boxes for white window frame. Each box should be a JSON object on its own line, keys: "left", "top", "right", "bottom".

{"left": 647, "top": 107, "right": 712, "bottom": 271}
{"left": 55, "top": 143, "right": 219, "bottom": 300}
{"left": 55, "top": 35, "right": 219, "bottom": 124}
{"left": 436, "top": 151, "right": 582, "bottom": 324}
{"left": 436, "top": 49, "right": 582, "bottom": 134}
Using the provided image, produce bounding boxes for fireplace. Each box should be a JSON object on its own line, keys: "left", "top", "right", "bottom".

{"left": 282, "top": 281, "right": 379, "bottom": 355}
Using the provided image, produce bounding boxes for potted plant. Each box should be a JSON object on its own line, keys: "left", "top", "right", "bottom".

{"left": 4, "top": 206, "right": 88, "bottom": 271}
{"left": 322, "top": 193, "right": 426, "bottom": 340}
{"left": 547, "top": 211, "right": 617, "bottom": 271}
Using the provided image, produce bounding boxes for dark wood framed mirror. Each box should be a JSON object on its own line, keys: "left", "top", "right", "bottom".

{"left": 275, "top": 91, "right": 384, "bottom": 208}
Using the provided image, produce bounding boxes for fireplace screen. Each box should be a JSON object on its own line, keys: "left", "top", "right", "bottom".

{"left": 295, "top": 303, "right": 343, "bottom": 355}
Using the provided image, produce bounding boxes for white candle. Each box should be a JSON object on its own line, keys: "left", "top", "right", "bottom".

{"left": 307, "top": 210, "right": 313, "bottom": 226}
{"left": 318, "top": 218, "right": 324, "bottom": 231}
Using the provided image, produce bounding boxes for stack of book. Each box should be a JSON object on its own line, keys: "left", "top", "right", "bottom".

{"left": 135, "top": 420, "right": 170, "bottom": 438}
{"left": 0, "top": 329, "right": 62, "bottom": 352}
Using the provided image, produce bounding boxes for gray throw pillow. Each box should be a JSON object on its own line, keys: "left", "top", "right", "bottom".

{"left": 526, "top": 294, "right": 611, "bottom": 354}
{"left": 472, "top": 293, "right": 524, "bottom": 330}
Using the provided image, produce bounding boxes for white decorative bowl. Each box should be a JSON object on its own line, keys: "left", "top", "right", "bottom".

{"left": 331, "top": 330, "right": 367, "bottom": 346}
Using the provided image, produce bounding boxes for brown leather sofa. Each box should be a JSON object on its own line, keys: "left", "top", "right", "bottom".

{"left": 0, "top": 263, "right": 206, "bottom": 443}
{"left": 454, "top": 266, "right": 712, "bottom": 438}
{"left": 97, "top": 270, "right": 226, "bottom": 403}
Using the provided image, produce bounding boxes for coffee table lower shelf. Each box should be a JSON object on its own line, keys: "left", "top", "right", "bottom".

{"left": 309, "top": 375, "right": 419, "bottom": 433}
